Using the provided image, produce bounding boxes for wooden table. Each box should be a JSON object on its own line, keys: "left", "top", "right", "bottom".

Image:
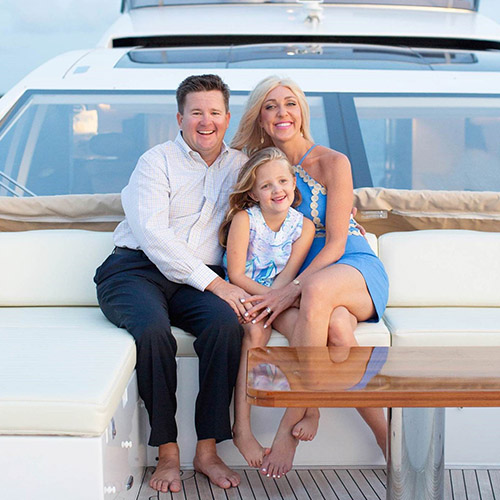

{"left": 247, "top": 346, "right": 500, "bottom": 500}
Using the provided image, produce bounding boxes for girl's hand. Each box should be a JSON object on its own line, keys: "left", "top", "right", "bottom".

{"left": 246, "top": 282, "right": 301, "bottom": 328}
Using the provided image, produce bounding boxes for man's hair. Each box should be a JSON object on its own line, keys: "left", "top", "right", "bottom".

{"left": 176, "top": 74, "right": 230, "bottom": 114}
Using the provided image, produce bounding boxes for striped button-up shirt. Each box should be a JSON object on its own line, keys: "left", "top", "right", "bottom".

{"left": 114, "top": 132, "right": 248, "bottom": 291}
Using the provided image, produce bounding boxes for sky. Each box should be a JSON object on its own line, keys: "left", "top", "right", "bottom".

{"left": 1, "top": 0, "right": 500, "bottom": 95}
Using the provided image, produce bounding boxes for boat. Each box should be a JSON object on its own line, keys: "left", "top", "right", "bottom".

{"left": 1, "top": 1, "right": 500, "bottom": 498}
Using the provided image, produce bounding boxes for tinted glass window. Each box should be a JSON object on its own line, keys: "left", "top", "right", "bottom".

{"left": 354, "top": 96, "right": 500, "bottom": 191}
{"left": 126, "top": 0, "right": 475, "bottom": 9}
{"left": 0, "top": 91, "right": 329, "bottom": 196}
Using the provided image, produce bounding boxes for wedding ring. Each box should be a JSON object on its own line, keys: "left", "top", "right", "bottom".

{"left": 239, "top": 298, "right": 246, "bottom": 303}
{"left": 265, "top": 307, "right": 272, "bottom": 314}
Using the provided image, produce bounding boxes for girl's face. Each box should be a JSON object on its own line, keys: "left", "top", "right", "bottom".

{"left": 259, "top": 85, "right": 303, "bottom": 145}
{"left": 250, "top": 159, "right": 296, "bottom": 216}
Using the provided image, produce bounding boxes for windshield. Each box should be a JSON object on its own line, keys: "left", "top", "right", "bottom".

{"left": 354, "top": 95, "right": 500, "bottom": 191}
{"left": 1, "top": 90, "right": 499, "bottom": 196}
{"left": 124, "top": 0, "right": 477, "bottom": 10}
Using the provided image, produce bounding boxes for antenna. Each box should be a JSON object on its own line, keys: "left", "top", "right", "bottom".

{"left": 296, "top": 0, "right": 324, "bottom": 27}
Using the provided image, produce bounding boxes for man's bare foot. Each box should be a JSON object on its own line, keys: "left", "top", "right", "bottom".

{"left": 292, "top": 408, "right": 320, "bottom": 441}
{"left": 194, "top": 439, "right": 240, "bottom": 489}
{"left": 150, "top": 443, "right": 182, "bottom": 493}
{"left": 233, "top": 427, "right": 270, "bottom": 468}
{"left": 260, "top": 426, "right": 298, "bottom": 479}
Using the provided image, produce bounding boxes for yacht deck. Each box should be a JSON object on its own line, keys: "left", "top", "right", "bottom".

{"left": 136, "top": 467, "right": 500, "bottom": 499}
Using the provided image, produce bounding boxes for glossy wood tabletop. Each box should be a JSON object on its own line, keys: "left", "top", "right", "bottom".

{"left": 247, "top": 346, "right": 500, "bottom": 408}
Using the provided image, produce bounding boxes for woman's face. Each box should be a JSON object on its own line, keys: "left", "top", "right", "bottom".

{"left": 259, "top": 85, "right": 303, "bottom": 145}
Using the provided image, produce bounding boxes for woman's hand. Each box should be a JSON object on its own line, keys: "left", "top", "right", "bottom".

{"left": 246, "top": 281, "right": 301, "bottom": 328}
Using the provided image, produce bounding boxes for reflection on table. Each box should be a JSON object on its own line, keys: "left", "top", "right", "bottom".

{"left": 247, "top": 346, "right": 500, "bottom": 408}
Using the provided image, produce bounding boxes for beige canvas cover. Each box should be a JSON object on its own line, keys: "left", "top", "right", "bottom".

{"left": 354, "top": 188, "right": 500, "bottom": 236}
{"left": 0, "top": 194, "right": 124, "bottom": 232}
{"left": 0, "top": 188, "right": 499, "bottom": 234}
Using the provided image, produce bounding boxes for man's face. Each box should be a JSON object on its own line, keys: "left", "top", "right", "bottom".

{"left": 177, "top": 90, "right": 230, "bottom": 166}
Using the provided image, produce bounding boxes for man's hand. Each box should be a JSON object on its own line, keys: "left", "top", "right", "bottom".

{"left": 205, "top": 276, "right": 252, "bottom": 321}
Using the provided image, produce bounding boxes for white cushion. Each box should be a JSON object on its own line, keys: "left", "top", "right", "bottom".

{"left": 0, "top": 307, "right": 390, "bottom": 357}
{"left": 379, "top": 230, "right": 500, "bottom": 307}
{"left": 365, "top": 232, "right": 378, "bottom": 255}
{"left": 385, "top": 307, "right": 500, "bottom": 346}
{"left": 0, "top": 229, "right": 114, "bottom": 306}
{"left": 0, "top": 327, "right": 135, "bottom": 436}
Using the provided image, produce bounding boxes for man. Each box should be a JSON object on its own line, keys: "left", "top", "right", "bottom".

{"left": 94, "top": 74, "right": 250, "bottom": 493}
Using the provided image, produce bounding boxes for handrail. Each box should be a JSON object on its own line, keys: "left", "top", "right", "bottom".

{"left": 0, "top": 171, "right": 36, "bottom": 197}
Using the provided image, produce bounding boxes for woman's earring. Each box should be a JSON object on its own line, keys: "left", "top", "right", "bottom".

{"left": 260, "top": 129, "right": 265, "bottom": 144}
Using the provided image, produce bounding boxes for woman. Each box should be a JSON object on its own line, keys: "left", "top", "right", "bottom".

{"left": 231, "top": 76, "right": 389, "bottom": 478}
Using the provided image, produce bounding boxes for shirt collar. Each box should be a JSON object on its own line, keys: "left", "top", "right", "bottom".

{"left": 175, "top": 131, "right": 229, "bottom": 166}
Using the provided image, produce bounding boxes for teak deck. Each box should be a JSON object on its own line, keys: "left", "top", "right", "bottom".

{"left": 136, "top": 467, "right": 500, "bottom": 499}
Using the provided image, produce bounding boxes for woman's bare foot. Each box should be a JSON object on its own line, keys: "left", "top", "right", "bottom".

{"left": 292, "top": 408, "right": 320, "bottom": 441}
{"left": 233, "top": 427, "right": 270, "bottom": 468}
{"left": 260, "top": 427, "right": 299, "bottom": 479}
{"left": 194, "top": 439, "right": 240, "bottom": 489}
{"left": 150, "top": 443, "right": 182, "bottom": 493}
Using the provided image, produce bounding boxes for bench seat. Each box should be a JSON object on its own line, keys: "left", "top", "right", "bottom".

{"left": 0, "top": 327, "right": 135, "bottom": 436}
{"left": 384, "top": 307, "right": 500, "bottom": 346}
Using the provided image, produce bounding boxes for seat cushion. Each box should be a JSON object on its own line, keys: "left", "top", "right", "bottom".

{"left": 385, "top": 307, "right": 500, "bottom": 346}
{"left": 379, "top": 230, "right": 500, "bottom": 307}
{"left": 0, "top": 326, "right": 135, "bottom": 436}
{"left": 0, "top": 229, "right": 114, "bottom": 306}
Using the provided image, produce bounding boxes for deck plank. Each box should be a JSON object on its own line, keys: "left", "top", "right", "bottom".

{"left": 245, "top": 469, "right": 268, "bottom": 499}
{"left": 462, "top": 469, "right": 480, "bottom": 500}
{"left": 284, "top": 471, "right": 311, "bottom": 500}
{"left": 137, "top": 468, "right": 155, "bottom": 500}
{"left": 476, "top": 469, "right": 494, "bottom": 500}
{"left": 237, "top": 469, "right": 257, "bottom": 500}
{"left": 360, "top": 469, "right": 386, "bottom": 499}
{"left": 273, "top": 474, "right": 297, "bottom": 500}
{"left": 310, "top": 469, "right": 339, "bottom": 499}
{"left": 259, "top": 474, "right": 284, "bottom": 499}
{"left": 444, "top": 469, "right": 452, "bottom": 500}
{"left": 335, "top": 469, "right": 365, "bottom": 500}
{"left": 450, "top": 469, "right": 467, "bottom": 500}
{"left": 296, "top": 470, "right": 324, "bottom": 500}
{"left": 348, "top": 469, "right": 381, "bottom": 499}
{"left": 322, "top": 470, "right": 354, "bottom": 500}
{"left": 489, "top": 469, "right": 500, "bottom": 498}
{"left": 192, "top": 472, "right": 212, "bottom": 500}
{"left": 180, "top": 474, "right": 198, "bottom": 500}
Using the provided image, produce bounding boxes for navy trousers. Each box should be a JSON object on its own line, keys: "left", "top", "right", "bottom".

{"left": 94, "top": 248, "right": 243, "bottom": 446}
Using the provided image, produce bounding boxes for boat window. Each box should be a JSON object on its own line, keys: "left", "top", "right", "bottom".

{"left": 0, "top": 92, "right": 179, "bottom": 196}
{"left": 0, "top": 90, "right": 328, "bottom": 196}
{"left": 117, "top": 46, "right": 496, "bottom": 71}
{"left": 124, "top": 0, "right": 476, "bottom": 10}
{"left": 351, "top": 95, "right": 500, "bottom": 192}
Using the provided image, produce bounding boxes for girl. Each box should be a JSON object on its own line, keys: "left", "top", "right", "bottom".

{"left": 219, "top": 147, "right": 315, "bottom": 468}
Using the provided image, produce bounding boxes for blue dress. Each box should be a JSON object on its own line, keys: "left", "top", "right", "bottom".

{"left": 294, "top": 146, "right": 389, "bottom": 322}
{"left": 223, "top": 204, "right": 304, "bottom": 287}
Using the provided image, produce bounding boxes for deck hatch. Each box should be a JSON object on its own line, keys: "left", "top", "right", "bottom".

{"left": 122, "top": 0, "right": 477, "bottom": 11}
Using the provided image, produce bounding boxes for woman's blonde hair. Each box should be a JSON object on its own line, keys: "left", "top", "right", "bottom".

{"left": 231, "top": 75, "right": 313, "bottom": 156}
{"left": 219, "top": 147, "right": 301, "bottom": 247}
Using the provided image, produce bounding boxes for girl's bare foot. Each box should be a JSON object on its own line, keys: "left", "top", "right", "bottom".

{"left": 233, "top": 427, "right": 270, "bottom": 468}
{"left": 194, "top": 439, "right": 240, "bottom": 489}
{"left": 260, "top": 426, "right": 298, "bottom": 479}
{"left": 150, "top": 443, "right": 182, "bottom": 493}
{"left": 292, "top": 408, "right": 320, "bottom": 441}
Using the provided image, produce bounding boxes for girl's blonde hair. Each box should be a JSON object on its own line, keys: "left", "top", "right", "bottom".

{"left": 231, "top": 75, "right": 313, "bottom": 156}
{"left": 219, "top": 147, "right": 301, "bottom": 247}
